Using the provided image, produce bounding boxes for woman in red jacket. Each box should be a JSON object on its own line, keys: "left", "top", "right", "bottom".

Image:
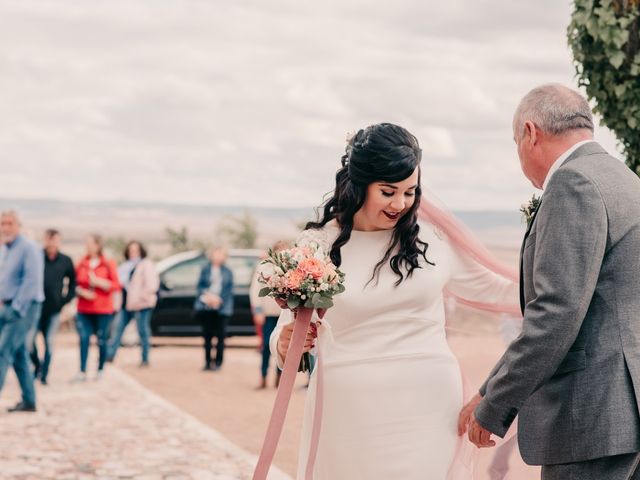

{"left": 74, "top": 234, "right": 120, "bottom": 381}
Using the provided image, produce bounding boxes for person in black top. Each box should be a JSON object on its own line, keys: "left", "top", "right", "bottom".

{"left": 30, "top": 229, "right": 76, "bottom": 385}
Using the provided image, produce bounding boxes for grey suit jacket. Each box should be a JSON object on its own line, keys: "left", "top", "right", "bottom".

{"left": 475, "top": 142, "right": 640, "bottom": 465}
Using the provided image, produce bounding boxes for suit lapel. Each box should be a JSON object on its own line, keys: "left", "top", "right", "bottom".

{"left": 519, "top": 200, "right": 542, "bottom": 314}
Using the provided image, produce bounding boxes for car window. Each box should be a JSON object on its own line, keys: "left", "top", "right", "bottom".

{"left": 162, "top": 257, "right": 208, "bottom": 290}
{"left": 227, "top": 256, "right": 260, "bottom": 288}
{"left": 161, "top": 255, "right": 259, "bottom": 290}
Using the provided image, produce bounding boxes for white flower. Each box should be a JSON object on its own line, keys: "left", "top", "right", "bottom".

{"left": 257, "top": 262, "right": 276, "bottom": 278}
{"left": 296, "top": 228, "right": 330, "bottom": 252}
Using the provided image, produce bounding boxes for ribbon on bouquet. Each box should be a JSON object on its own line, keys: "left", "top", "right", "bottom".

{"left": 253, "top": 307, "right": 324, "bottom": 480}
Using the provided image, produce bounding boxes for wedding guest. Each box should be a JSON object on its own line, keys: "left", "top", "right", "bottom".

{"left": 74, "top": 234, "right": 120, "bottom": 381}
{"left": 250, "top": 240, "right": 289, "bottom": 389}
{"left": 31, "top": 229, "right": 76, "bottom": 385}
{"left": 193, "top": 246, "right": 234, "bottom": 371}
{"left": 108, "top": 240, "right": 159, "bottom": 367}
{"left": 0, "top": 210, "right": 44, "bottom": 412}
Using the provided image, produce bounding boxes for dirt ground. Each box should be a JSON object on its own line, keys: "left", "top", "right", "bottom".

{"left": 62, "top": 327, "right": 541, "bottom": 480}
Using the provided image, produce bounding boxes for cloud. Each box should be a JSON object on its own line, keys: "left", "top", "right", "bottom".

{"left": 0, "top": 0, "right": 622, "bottom": 210}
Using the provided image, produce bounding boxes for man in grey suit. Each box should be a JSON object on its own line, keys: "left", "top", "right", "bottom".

{"left": 459, "top": 83, "right": 640, "bottom": 479}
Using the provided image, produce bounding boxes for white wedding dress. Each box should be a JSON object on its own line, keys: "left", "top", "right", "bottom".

{"left": 270, "top": 220, "right": 518, "bottom": 479}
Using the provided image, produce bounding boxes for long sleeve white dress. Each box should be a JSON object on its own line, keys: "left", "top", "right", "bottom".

{"left": 270, "top": 220, "right": 519, "bottom": 479}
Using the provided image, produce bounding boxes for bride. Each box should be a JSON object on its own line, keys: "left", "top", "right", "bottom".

{"left": 270, "top": 123, "right": 519, "bottom": 479}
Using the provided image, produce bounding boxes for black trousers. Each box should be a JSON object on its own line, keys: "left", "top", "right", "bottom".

{"left": 542, "top": 452, "right": 640, "bottom": 480}
{"left": 195, "top": 310, "right": 229, "bottom": 368}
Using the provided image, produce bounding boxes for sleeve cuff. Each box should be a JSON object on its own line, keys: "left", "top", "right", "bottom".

{"left": 474, "top": 397, "right": 517, "bottom": 438}
{"left": 479, "top": 380, "right": 489, "bottom": 397}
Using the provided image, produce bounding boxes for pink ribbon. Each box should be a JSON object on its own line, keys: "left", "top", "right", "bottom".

{"left": 253, "top": 307, "right": 322, "bottom": 480}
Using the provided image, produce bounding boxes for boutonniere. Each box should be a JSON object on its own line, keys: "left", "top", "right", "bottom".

{"left": 520, "top": 194, "right": 541, "bottom": 227}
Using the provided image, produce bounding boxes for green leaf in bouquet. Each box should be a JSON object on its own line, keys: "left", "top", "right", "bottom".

{"left": 314, "top": 295, "right": 334, "bottom": 309}
{"left": 258, "top": 287, "right": 272, "bottom": 297}
{"left": 304, "top": 297, "right": 315, "bottom": 308}
{"left": 334, "top": 284, "right": 346, "bottom": 294}
{"left": 287, "top": 296, "right": 301, "bottom": 309}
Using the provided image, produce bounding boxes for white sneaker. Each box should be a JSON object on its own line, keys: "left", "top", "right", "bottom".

{"left": 71, "top": 372, "right": 87, "bottom": 383}
{"left": 94, "top": 370, "right": 104, "bottom": 381}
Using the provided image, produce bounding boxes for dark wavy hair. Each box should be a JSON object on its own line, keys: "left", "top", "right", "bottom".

{"left": 306, "top": 123, "right": 432, "bottom": 287}
{"left": 124, "top": 240, "right": 148, "bottom": 260}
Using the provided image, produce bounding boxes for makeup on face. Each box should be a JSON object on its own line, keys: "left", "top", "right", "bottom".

{"left": 358, "top": 169, "right": 420, "bottom": 230}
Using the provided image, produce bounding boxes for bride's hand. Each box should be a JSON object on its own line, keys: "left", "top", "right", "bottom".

{"left": 457, "top": 392, "right": 483, "bottom": 436}
{"left": 275, "top": 297, "right": 290, "bottom": 311}
{"left": 275, "top": 297, "right": 327, "bottom": 319}
{"left": 277, "top": 321, "right": 320, "bottom": 363}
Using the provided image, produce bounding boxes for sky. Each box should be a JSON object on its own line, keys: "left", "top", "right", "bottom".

{"left": 0, "top": 0, "right": 622, "bottom": 210}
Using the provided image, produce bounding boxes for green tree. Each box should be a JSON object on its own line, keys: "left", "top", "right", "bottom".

{"left": 568, "top": 0, "right": 640, "bottom": 173}
{"left": 216, "top": 210, "right": 258, "bottom": 249}
{"left": 104, "top": 236, "right": 127, "bottom": 262}
{"left": 164, "top": 226, "right": 190, "bottom": 254}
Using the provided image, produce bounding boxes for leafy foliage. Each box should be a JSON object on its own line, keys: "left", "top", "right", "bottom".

{"left": 568, "top": 0, "right": 640, "bottom": 173}
{"left": 164, "top": 226, "right": 191, "bottom": 254}
{"left": 520, "top": 194, "right": 542, "bottom": 227}
{"left": 104, "top": 235, "right": 127, "bottom": 261}
{"left": 216, "top": 210, "right": 258, "bottom": 249}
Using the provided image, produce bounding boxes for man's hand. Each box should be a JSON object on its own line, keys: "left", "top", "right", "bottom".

{"left": 458, "top": 392, "right": 483, "bottom": 436}
{"left": 468, "top": 414, "right": 496, "bottom": 448}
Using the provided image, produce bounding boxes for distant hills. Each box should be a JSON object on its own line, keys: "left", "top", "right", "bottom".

{"left": 0, "top": 197, "right": 525, "bottom": 249}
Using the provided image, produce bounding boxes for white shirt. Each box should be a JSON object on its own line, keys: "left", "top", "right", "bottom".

{"left": 542, "top": 140, "right": 595, "bottom": 191}
{"left": 208, "top": 265, "right": 223, "bottom": 296}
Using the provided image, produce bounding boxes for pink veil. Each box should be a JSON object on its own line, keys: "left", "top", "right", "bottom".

{"left": 418, "top": 191, "right": 533, "bottom": 479}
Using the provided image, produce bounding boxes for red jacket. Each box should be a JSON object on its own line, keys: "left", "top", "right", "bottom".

{"left": 75, "top": 255, "right": 121, "bottom": 315}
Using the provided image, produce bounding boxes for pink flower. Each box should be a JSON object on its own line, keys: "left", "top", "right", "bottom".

{"left": 285, "top": 269, "right": 306, "bottom": 290}
{"left": 289, "top": 247, "right": 312, "bottom": 262}
{"left": 298, "top": 257, "right": 325, "bottom": 280}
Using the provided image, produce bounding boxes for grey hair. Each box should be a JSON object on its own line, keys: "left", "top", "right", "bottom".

{"left": 513, "top": 83, "right": 594, "bottom": 138}
{"left": 0, "top": 209, "right": 21, "bottom": 224}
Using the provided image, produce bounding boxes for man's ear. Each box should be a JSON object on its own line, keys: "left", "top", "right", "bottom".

{"left": 524, "top": 121, "right": 537, "bottom": 148}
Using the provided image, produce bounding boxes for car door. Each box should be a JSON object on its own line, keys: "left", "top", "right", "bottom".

{"left": 152, "top": 255, "right": 208, "bottom": 335}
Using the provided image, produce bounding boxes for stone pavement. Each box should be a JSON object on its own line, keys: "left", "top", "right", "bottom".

{"left": 0, "top": 348, "right": 291, "bottom": 480}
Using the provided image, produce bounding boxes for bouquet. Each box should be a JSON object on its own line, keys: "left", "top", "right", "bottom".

{"left": 520, "top": 194, "right": 541, "bottom": 227}
{"left": 257, "top": 232, "right": 345, "bottom": 372}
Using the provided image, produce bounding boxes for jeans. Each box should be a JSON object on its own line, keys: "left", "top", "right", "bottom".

{"left": 196, "top": 310, "right": 229, "bottom": 368}
{"left": 0, "top": 301, "right": 41, "bottom": 406}
{"left": 30, "top": 312, "right": 61, "bottom": 382}
{"left": 76, "top": 313, "right": 113, "bottom": 373}
{"left": 108, "top": 308, "right": 152, "bottom": 363}
{"left": 261, "top": 316, "right": 279, "bottom": 379}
